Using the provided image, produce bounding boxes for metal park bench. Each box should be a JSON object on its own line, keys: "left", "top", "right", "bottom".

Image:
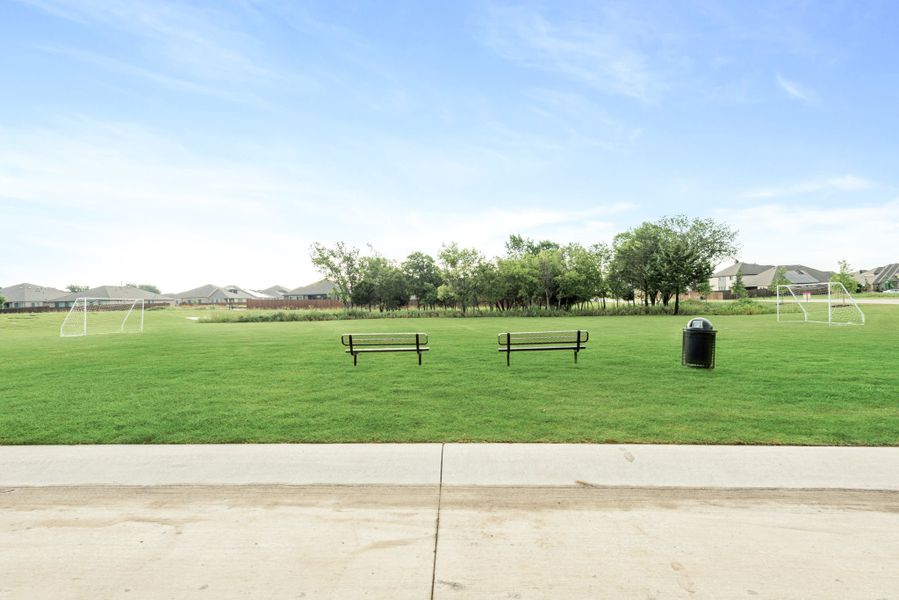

{"left": 340, "top": 333, "right": 429, "bottom": 366}
{"left": 497, "top": 330, "right": 589, "bottom": 366}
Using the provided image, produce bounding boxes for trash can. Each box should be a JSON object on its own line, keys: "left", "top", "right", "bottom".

{"left": 682, "top": 318, "right": 716, "bottom": 369}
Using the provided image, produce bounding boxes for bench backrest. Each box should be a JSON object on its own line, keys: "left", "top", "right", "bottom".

{"left": 341, "top": 333, "right": 429, "bottom": 347}
{"left": 497, "top": 330, "right": 589, "bottom": 346}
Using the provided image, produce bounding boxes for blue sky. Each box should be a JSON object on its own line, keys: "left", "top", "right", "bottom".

{"left": 2, "top": 0, "right": 897, "bottom": 291}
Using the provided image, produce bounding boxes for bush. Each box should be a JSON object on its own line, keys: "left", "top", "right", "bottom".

{"left": 198, "top": 298, "right": 774, "bottom": 323}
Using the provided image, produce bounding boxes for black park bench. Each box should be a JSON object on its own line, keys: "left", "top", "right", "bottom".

{"left": 340, "top": 333, "right": 429, "bottom": 366}
{"left": 497, "top": 330, "right": 589, "bottom": 366}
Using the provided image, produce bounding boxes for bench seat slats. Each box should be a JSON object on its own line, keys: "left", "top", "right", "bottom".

{"left": 341, "top": 332, "right": 429, "bottom": 366}
{"left": 497, "top": 330, "right": 588, "bottom": 365}
{"left": 346, "top": 347, "right": 430, "bottom": 353}
{"left": 496, "top": 345, "right": 585, "bottom": 352}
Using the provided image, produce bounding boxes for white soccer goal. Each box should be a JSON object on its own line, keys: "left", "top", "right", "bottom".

{"left": 776, "top": 282, "right": 865, "bottom": 326}
{"left": 60, "top": 298, "right": 145, "bottom": 337}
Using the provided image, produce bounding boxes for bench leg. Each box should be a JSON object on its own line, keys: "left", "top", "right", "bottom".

{"left": 574, "top": 349, "right": 578, "bottom": 364}
{"left": 353, "top": 353, "right": 357, "bottom": 367}
{"left": 506, "top": 350, "right": 510, "bottom": 367}
{"left": 418, "top": 351, "right": 422, "bottom": 366}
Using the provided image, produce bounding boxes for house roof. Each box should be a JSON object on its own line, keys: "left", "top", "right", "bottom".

{"left": 743, "top": 265, "right": 832, "bottom": 289}
{"left": 172, "top": 284, "right": 222, "bottom": 299}
{"left": 0, "top": 283, "right": 68, "bottom": 303}
{"left": 52, "top": 285, "right": 172, "bottom": 302}
{"left": 222, "top": 285, "right": 257, "bottom": 300}
{"left": 712, "top": 262, "right": 774, "bottom": 278}
{"left": 172, "top": 284, "right": 254, "bottom": 300}
{"left": 261, "top": 285, "right": 290, "bottom": 297}
{"left": 873, "top": 263, "right": 899, "bottom": 286}
{"left": 286, "top": 279, "right": 335, "bottom": 296}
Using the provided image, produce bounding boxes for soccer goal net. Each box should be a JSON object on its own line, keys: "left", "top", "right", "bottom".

{"left": 60, "top": 298, "right": 145, "bottom": 337}
{"left": 776, "top": 282, "right": 865, "bottom": 326}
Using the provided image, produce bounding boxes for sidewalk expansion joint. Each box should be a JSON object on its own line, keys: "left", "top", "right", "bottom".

{"left": 429, "top": 443, "right": 445, "bottom": 600}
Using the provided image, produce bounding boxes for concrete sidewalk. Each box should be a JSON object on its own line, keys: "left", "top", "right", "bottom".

{"left": 3, "top": 443, "right": 899, "bottom": 489}
{"left": 2, "top": 445, "right": 898, "bottom": 599}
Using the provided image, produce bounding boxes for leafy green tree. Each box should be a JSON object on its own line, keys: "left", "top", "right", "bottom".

{"left": 438, "top": 243, "right": 483, "bottom": 314}
{"left": 556, "top": 243, "right": 604, "bottom": 309}
{"left": 830, "top": 259, "right": 859, "bottom": 293}
{"left": 731, "top": 269, "right": 748, "bottom": 299}
{"left": 401, "top": 252, "right": 442, "bottom": 309}
{"left": 656, "top": 216, "right": 739, "bottom": 314}
{"left": 0, "top": 293, "right": 5, "bottom": 308}
{"left": 769, "top": 266, "right": 790, "bottom": 293}
{"left": 491, "top": 256, "right": 539, "bottom": 309}
{"left": 353, "top": 256, "right": 410, "bottom": 311}
{"left": 611, "top": 222, "right": 666, "bottom": 306}
{"left": 535, "top": 248, "right": 563, "bottom": 308}
{"left": 694, "top": 279, "right": 712, "bottom": 299}
{"left": 309, "top": 242, "right": 362, "bottom": 308}
{"left": 67, "top": 284, "right": 88, "bottom": 293}
{"left": 504, "top": 234, "right": 559, "bottom": 259}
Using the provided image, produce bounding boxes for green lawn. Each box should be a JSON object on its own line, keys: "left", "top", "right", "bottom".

{"left": 1, "top": 307, "right": 897, "bottom": 445}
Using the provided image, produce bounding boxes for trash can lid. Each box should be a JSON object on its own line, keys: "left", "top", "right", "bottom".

{"left": 686, "top": 317, "right": 714, "bottom": 330}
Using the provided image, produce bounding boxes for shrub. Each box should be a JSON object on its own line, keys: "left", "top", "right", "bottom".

{"left": 198, "top": 298, "right": 774, "bottom": 323}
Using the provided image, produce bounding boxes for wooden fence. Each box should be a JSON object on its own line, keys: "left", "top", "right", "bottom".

{"left": 246, "top": 298, "right": 344, "bottom": 310}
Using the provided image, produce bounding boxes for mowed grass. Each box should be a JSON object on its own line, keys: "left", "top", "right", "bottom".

{"left": 0, "top": 307, "right": 897, "bottom": 445}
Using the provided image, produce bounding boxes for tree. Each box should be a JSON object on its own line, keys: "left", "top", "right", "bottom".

{"left": 309, "top": 242, "right": 363, "bottom": 308}
{"left": 611, "top": 222, "right": 666, "bottom": 307}
{"left": 0, "top": 293, "right": 5, "bottom": 308}
{"left": 830, "top": 259, "right": 859, "bottom": 293}
{"left": 67, "top": 284, "right": 88, "bottom": 293}
{"left": 656, "top": 216, "right": 739, "bottom": 314}
{"left": 731, "top": 269, "right": 748, "bottom": 299}
{"left": 534, "top": 248, "right": 563, "bottom": 308}
{"left": 556, "top": 243, "right": 604, "bottom": 309}
{"left": 769, "top": 266, "right": 790, "bottom": 293}
{"left": 401, "top": 252, "right": 442, "bottom": 309}
{"left": 504, "top": 234, "right": 559, "bottom": 259}
{"left": 352, "top": 256, "right": 410, "bottom": 311}
{"left": 438, "top": 243, "right": 483, "bottom": 314}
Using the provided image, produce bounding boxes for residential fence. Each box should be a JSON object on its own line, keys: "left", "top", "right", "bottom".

{"left": 247, "top": 298, "right": 344, "bottom": 310}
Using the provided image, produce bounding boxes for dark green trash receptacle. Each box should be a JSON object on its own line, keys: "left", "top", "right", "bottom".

{"left": 682, "top": 318, "right": 716, "bottom": 369}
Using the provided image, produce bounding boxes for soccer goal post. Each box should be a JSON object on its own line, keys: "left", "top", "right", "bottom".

{"left": 60, "top": 298, "right": 145, "bottom": 337}
{"left": 776, "top": 282, "right": 865, "bottom": 326}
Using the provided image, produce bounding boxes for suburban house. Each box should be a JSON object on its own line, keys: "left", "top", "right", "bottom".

{"left": 0, "top": 283, "right": 67, "bottom": 309}
{"left": 260, "top": 285, "right": 290, "bottom": 298}
{"left": 710, "top": 262, "right": 832, "bottom": 292}
{"left": 285, "top": 279, "right": 335, "bottom": 300}
{"left": 171, "top": 284, "right": 257, "bottom": 306}
{"left": 854, "top": 263, "right": 899, "bottom": 291}
{"left": 50, "top": 285, "right": 174, "bottom": 308}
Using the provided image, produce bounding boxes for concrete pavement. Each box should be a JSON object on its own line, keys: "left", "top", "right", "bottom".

{"left": 4, "top": 443, "right": 898, "bottom": 489}
{"left": 2, "top": 444, "right": 898, "bottom": 599}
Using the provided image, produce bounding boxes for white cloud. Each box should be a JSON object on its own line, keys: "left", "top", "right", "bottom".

{"left": 18, "top": 0, "right": 290, "bottom": 92}
{"left": 477, "top": 4, "right": 665, "bottom": 102}
{"left": 776, "top": 74, "right": 816, "bottom": 103}
{"left": 717, "top": 199, "right": 899, "bottom": 271}
{"left": 744, "top": 175, "right": 874, "bottom": 199}
{"left": 0, "top": 119, "right": 637, "bottom": 291}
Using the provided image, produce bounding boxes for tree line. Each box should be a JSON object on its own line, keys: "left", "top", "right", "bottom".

{"left": 310, "top": 215, "right": 738, "bottom": 316}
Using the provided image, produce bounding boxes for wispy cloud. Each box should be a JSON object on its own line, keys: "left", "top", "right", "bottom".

{"left": 717, "top": 199, "right": 899, "bottom": 270}
{"left": 476, "top": 3, "right": 669, "bottom": 102}
{"left": 17, "top": 0, "right": 288, "bottom": 91}
{"left": 0, "top": 118, "right": 637, "bottom": 289}
{"left": 776, "top": 74, "right": 816, "bottom": 103}
{"left": 744, "top": 175, "right": 873, "bottom": 199}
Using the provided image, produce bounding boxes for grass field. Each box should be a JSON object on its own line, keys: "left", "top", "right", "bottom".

{"left": 1, "top": 307, "right": 897, "bottom": 445}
